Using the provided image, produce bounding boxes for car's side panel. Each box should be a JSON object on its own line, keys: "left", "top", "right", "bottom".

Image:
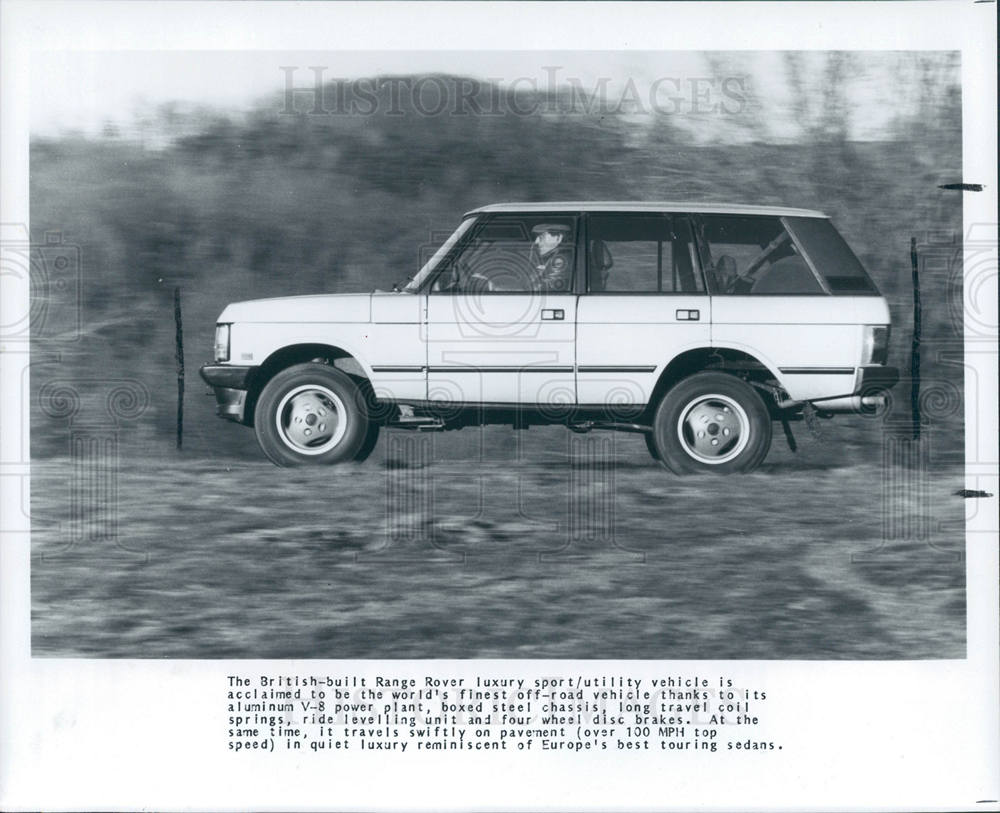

{"left": 711, "top": 296, "right": 871, "bottom": 400}
{"left": 220, "top": 293, "right": 371, "bottom": 324}
{"left": 853, "top": 296, "right": 892, "bottom": 326}
{"left": 369, "top": 293, "right": 427, "bottom": 402}
{"left": 576, "top": 296, "right": 711, "bottom": 405}
{"left": 231, "top": 322, "right": 375, "bottom": 375}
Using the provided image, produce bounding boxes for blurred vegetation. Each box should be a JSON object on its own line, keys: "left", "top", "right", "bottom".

{"left": 30, "top": 56, "right": 964, "bottom": 460}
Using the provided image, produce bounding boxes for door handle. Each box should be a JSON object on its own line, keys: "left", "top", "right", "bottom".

{"left": 541, "top": 309, "right": 565, "bottom": 320}
{"left": 676, "top": 309, "right": 700, "bottom": 321}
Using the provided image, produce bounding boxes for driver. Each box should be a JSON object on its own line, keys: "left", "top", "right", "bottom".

{"left": 529, "top": 223, "right": 573, "bottom": 291}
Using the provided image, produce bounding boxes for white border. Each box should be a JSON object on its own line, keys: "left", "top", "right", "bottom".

{"left": 1, "top": 2, "right": 997, "bottom": 810}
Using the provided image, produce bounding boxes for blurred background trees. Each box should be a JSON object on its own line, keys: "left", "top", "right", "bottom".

{"left": 30, "top": 52, "right": 963, "bottom": 458}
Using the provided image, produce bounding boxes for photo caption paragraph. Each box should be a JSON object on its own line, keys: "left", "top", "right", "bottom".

{"left": 227, "top": 674, "right": 779, "bottom": 754}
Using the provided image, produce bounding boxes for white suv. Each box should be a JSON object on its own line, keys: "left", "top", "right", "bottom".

{"left": 201, "top": 202, "right": 898, "bottom": 473}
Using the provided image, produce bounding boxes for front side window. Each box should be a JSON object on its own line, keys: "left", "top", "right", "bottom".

{"left": 430, "top": 215, "right": 578, "bottom": 294}
{"left": 587, "top": 214, "right": 703, "bottom": 293}
{"left": 695, "top": 214, "right": 826, "bottom": 295}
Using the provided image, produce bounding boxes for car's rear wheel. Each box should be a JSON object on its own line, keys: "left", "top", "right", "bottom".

{"left": 652, "top": 372, "right": 771, "bottom": 474}
{"left": 254, "top": 363, "right": 371, "bottom": 466}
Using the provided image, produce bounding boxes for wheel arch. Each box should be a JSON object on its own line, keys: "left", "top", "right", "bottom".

{"left": 244, "top": 343, "right": 370, "bottom": 425}
{"left": 646, "top": 346, "right": 781, "bottom": 417}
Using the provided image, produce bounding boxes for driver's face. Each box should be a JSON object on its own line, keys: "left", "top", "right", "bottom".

{"left": 535, "top": 231, "right": 563, "bottom": 256}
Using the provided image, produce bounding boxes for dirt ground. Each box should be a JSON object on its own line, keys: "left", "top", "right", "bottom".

{"left": 30, "top": 424, "right": 966, "bottom": 659}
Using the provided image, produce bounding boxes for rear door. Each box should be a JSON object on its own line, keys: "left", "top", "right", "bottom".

{"left": 576, "top": 212, "right": 710, "bottom": 410}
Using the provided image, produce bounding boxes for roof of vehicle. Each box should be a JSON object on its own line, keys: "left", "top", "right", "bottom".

{"left": 466, "top": 201, "right": 828, "bottom": 218}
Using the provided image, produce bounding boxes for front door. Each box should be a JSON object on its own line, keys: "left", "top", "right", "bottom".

{"left": 425, "top": 214, "right": 579, "bottom": 407}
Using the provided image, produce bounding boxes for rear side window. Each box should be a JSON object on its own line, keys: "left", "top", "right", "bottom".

{"left": 694, "top": 214, "right": 825, "bottom": 295}
{"left": 783, "top": 217, "right": 879, "bottom": 294}
{"left": 587, "top": 214, "right": 704, "bottom": 293}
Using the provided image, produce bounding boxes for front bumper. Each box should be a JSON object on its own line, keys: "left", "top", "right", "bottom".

{"left": 200, "top": 364, "right": 254, "bottom": 422}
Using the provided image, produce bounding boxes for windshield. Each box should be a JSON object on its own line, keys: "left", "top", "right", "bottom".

{"left": 403, "top": 216, "right": 478, "bottom": 292}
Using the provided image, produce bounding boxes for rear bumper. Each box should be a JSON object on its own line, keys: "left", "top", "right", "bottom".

{"left": 200, "top": 364, "right": 254, "bottom": 422}
{"left": 857, "top": 365, "right": 899, "bottom": 394}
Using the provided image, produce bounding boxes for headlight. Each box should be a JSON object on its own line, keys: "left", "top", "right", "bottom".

{"left": 214, "top": 323, "right": 231, "bottom": 362}
{"left": 862, "top": 325, "right": 890, "bottom": 365}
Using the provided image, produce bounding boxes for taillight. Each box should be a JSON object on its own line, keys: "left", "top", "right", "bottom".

{"left": 862, "top": 325, "right": 890, "bottom": 365}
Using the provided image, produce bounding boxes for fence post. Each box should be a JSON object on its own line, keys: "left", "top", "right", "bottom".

{"left": 909, "top": 237, "right": 921, "bottom": 439}
{"left": 174, "top": 286, "right": 184, "bottom": 450}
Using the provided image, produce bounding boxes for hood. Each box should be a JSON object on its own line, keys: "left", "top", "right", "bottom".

{"left": 218, "top": 293, "right": 372, "bottom": 324}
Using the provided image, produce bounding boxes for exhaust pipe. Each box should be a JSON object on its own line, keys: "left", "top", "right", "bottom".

{"left": 809, "top": 394, "right": 886, "bottom": 414}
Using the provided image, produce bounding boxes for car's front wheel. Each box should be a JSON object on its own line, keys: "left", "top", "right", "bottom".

{"left": 254, "top": 363, "right": 371, "bottom": 466}
{"left": 651, "top": 372, "right": 771, "bottom": 474}
{"left": 644, "top": 432, "right": 661, "bottom": 462}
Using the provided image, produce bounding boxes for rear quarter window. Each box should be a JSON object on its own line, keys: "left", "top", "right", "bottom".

{"left": 694, "top": 213, "right": 824, "bottom": 295}
{"left": 784, "top": 217, "right": 880, "bottom": 295}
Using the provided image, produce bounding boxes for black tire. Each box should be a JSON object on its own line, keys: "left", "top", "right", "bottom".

{"left": 651, "top": 372, "right": 771, "bottom": 474}
{"left": 254, "top": 363, "right": 370, "bottom": 466}
{"left": 353, "top": 422, "right": 381, "bottom": 462}
{"left": 644, "top": 432, "right": 661, "bottom": 462}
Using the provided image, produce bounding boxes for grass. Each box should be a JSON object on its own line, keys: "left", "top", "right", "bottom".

{"left": 30, "top": 425, "right": 966, "bottom": 659}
